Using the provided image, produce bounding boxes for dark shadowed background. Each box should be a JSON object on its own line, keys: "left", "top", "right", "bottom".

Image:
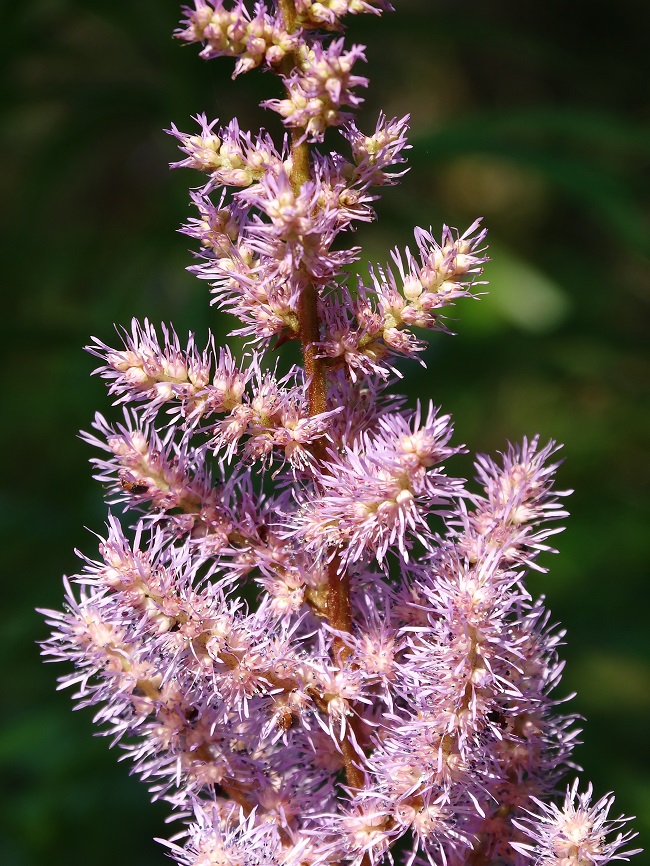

{"left": 2, "top": 1, "right": 649, "bottom": 863}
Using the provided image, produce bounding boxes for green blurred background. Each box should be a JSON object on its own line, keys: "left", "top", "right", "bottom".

{"left": 2, "top": 0, "right": 649, "bottom": 863}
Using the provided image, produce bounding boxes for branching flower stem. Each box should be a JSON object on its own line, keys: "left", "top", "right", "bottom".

{"left": 280, "top": 1, "right": 328, "bottom": 426}
{"left": 280, "top": 0, "right": 362, "bottom": 791}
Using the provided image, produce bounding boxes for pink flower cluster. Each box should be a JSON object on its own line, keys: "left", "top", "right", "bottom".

{"left": 41, "top": 3, "right": 641, "bottom": 866}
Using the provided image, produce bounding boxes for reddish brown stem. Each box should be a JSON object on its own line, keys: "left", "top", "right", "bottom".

{"left": 279, "top": 0, "right": 363, "bottom": 797}
{"left": 278, "top": 0, "right": 298, "bottom": 33}
{"left": 279, "top": 8, "right": 327, "bottom": 423}
{"left": 299, "top": 281, "right": 327, "bottom": 419}
{"left": 289, "top": 132, "right": 327, "bottom": 422}
{"left": 340, "top": 728, "right": 366, "bottom": 792}
{"left": 327, "top": 559, "right": 367, "bottom": 793}
{"left": 289, "top": 126, "right": 310, "bottom": 190}
{"left": 327, "top": 555, "right": 352, "bottom": 660}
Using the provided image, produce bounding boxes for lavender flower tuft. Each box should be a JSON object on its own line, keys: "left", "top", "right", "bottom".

{"left": 41, "top": 3, "right": 640, "bottom": 866}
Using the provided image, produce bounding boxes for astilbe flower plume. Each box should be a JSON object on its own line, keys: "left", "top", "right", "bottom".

{"left": 40, "top": 3, "right": 641, "bottom": 866}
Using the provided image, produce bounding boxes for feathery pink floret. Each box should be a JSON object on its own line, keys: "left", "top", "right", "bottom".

{"left": 175, "top": 1, "right": 298, "bottom": 76}
{"left": 167, "top": 115, "right": 287, "bottom": 190}
{"left": 512, "top": 780, "right": 642, "bottom": 865}
{"left": 294, "top": 0, "right": 392, "bottom": 30}
{"left": 264, "top": 40, "right": 369, "bottom": 140}
{"left": 287, "top": 405, "right": 465, "bottom": 566}
{"left": 87, "top": 319, "right": 270, "bottom": 431}
{"left": 315, "top": 221, "right": 488, "bottom": 379}
{"left": 456, "top": 436, "right": 572, "bottom": 569}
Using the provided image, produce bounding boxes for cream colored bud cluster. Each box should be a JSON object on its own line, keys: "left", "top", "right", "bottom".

{"left": 86, "top": 418, "right": 238, "bottom": 547}
{"left": 294, "top": 0, "right": 386, "bottom": 29}
{"left": 208, "top": 250, "right": 302, "bottom": 341}
{"left": 263, "top": 176, "right": 313, "bottom": 235}
{"left": 385, "top": 235, "right": 484, "bottom": 333}
{"left": 106, "top": 430, "right": 204, "bottom": 515}
{"left": 349, "top": 117, "right": 409, "bottom": 186}
{"left": 191, "top": 200, "right": 240, "bottom": 256}
{"left": 178, "top": 3, "right": 297, "bottom": 74}
{"left": 98, "top": 538, "right": 185, "bottom": 635}
{"left": 170, "top": 119, "right": 286, "bottom": 188}
{"left": 210, "top": 376, "right": 333, "bottom": 467}
{"left": 192, "top": 217, "right": 261, "bottom": 308}
{"left": 289, "top": 407, "right": 460, "bottom": 567}
{"left": 316, "top": 222, "right": 486, "bottom": 378}
{"left": 269, "top": 41, "right": 367, "bottom": 139}
{"left": 106, "top": 345, "right": 209, "bottom": 405}
{"left": 91, "top": 323, "right": 251, "bottom": 427}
